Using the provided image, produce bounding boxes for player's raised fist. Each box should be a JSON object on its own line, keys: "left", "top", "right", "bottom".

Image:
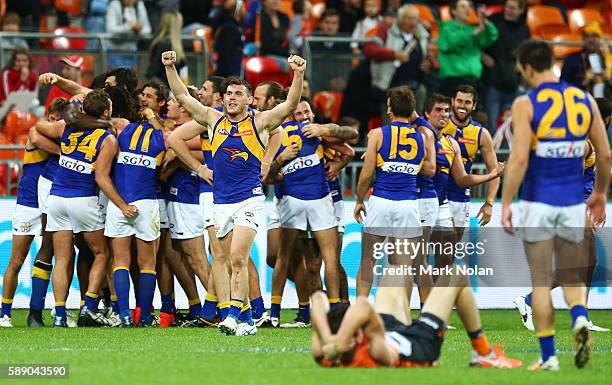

{"left": 39, "top": 73, "right": 59, "bottom": 85}
{"left": 288, "top": 55, "right": 307, "bottom": 73}
{"left": 161, "top": 51, "right": 177, "bottom": 66}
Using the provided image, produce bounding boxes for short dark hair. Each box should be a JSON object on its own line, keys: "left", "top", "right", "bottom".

{"left": 386, "top": 86, "right": 416, "bottom": 118}
{"left": 516, "top": 39, "right": 553, "bottom": 73}
{"left": 221, "top": 77, "right": 253, "bottom": 96}
{"left": 507, "top": 0, "right": 527, "bottom": 10}
{"left": 424, "top": 93, "right": 451, "bottom": 115}
{"left": 454, "top": 84, "right": 478, "bottom": 103}
{"left": 208, "top": 76, "right": 225, "bottom": 94}
{"left": 320, "top": 8, "right": 340, "bottom": 21}
{"left": 48, "top": 97, "right": 69, "bottom": 116}
{"left": 450, "top": 0, "right": 469, "bottom": 10}
{"left": 107, "top": 67, "right": 138, "bottom": 93}
{"left": 596, "top": 97, "right": 612, "bottom": 121}
{"left": 337, "top": 116, "right": 359, "bottom": 128}
{"left": 142, "top": 81, "right": 170, "bottom": 103}
{"left": 259, "top": 81, "right": 285, "bottom": 101}
{"left": 83, "top": 89, "right": 111, "bottom": 118}
{"left": 327, "top": 303, "right": 350, "bottom": 334}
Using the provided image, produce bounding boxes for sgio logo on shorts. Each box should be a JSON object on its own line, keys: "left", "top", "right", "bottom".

{"left": 282, "top": 153, "right": 320, "bottom": 175}
{"left": 117, "top": 152, "right": 158, "bottom": 169}
{"left": 535, "top": 140, "right": 586, "bottom": 159}
{"left": 59, "top": 155, "right": 93, "bottom": 174}
{"left": 381, "top": 162, "right": 419, "bottom": 175}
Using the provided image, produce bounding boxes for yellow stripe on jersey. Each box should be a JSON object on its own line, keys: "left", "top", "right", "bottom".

{"left": 23, "top": 148, "right": 49, "bottom": 165}
{"left": 141, "top": 128, "right": 153, "bottom": 153}
{"left": 316, "top": 144, "right": 324, "bottom": 159}
{"left": 439, "top": 136, "right": 455, "bottom": 174}
{"left": 211, "top": 119, "right": 230, "bottom": 156}
{"left": 129, "top": 124, "right": 143, "bottom": 151}
{"left": 443, "top": 119, "right": 482, "bottom": 163}
{"left": 238, "top": 119, "right": 265, "bottom": 161}
{"left": 584, "top": 140, "right": 596, "bottom": 169}
{"left": 201, "top": 138, "right": 212, "bottom": 151}
{"left": 156, "top": 151, "right": 165, "bottom": 166}
{"left": 376, "top": 153, "right": 384, "bottom": 168}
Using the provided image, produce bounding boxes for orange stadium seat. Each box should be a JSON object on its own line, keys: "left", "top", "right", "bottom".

{"left": 415, "top": 4, "right": 438, "bottom": 37}
{"left": 279, "top": 0, "right": 295, "bottom": 18}
{"left": 4, "top": 111, "right": 38, "bottom": 143}
{"left": 49, "top": 26, "right": 87, "bottom": 50}
{"left": 54, "top": 0, "right": 81, "bottom": 16}
{"left": 552, "top": 33, "right": 583, "bottom": 58}
{"left": 485, "top": 4, "right": 503, "bottom": 16}
{"left": 527, "top": 6, "right": 570, "bottom": 39}
{"left": 192, "top": 27, "right": 214, "bottom": 74}
{"left": 568, "top": 8, "right": 609, "bottom": 33}
{"left": 439, "top": 5, "right": 478, "bottom": 25}
{"left": 313, "top": 91, "right": 343, "bottom": 123}
{"left": 243, "top": 56, "right": 291, "bottom": 89}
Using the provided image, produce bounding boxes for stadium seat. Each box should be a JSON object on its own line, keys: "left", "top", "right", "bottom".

{"left": 312, "top": 91, "right": 343, "bottom": 123}
{"left": 4, "top": 111, "right": 38, "bottom": 143}
{"left": 415, "top": 4, "right": 438, "bottom": 37}
{"left": 527, "top": 6, "right": 570, "bottom": 39}
{"left": 54, "top": 0, "right": 81, "bottom": 16}
{"left": 552, "top": 33, "right": 583, "bottom": 58}
{"left": 368, "top": 115, "right": 382, "bottom": 132}
{"left": 311, "top": 2, "right": 326, "bottom": 26}
{"left": 243, "top": 56, "right": 291, "bottom": 89}
{"left": 439, "top": 5, "right": 478, "bottom": 25}
{"left": 568, "top": 8, "right": 609, "bottom": 33}
{"left": 485, "top": 4, "right": 503, "bottom": 16}
{"left": 279, "top": 0, "right": 295, "bottom": 18}
{"left": 49, "top": 26, "right": 87, "bottom": 50}
{"left": 192, "top": 27, "right": 214, "bottom": 74}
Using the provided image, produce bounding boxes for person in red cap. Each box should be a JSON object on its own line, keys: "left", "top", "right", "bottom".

{"left": 43, "top": 55, "right": 85, "bottom": 114}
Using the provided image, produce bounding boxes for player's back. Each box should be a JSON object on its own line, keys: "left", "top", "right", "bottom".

{"left": 17, "top": 147, "right": 49, "bottom": 208}
{"left": 520, "top": 81, "right": 593, "bottom": 206}
{"left": 114, "top": 122, "right": 165, "bottom": 203}
{"left": 373, "top": 121, "right": 425, "bottom": 200}
{"left": 51, "top": 127, "right": 110, "bottom": 198}
{"left": 199, "top": 136, "right": 214, "bottom": 194}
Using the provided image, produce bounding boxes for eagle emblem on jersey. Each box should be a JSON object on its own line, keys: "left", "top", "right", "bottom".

{"left": 223, "top": 147, "right": 249, "bottom": 161}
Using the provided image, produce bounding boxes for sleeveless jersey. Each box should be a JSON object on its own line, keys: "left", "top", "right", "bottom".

{"left": 373, "top": 121, "right": 425, "bottom": 200}
{"left": 40, "top": 154, "right": 59, "bottom": 181}
{"left": 113, "top": 122, "right": 165, "bottom": 203}
{"left": 520, "top": 81, "right": 593, "bottom": 206}
{"left": 324, "top": 147, "right": 343, "bottom": 203}
{"left": 16, "top": 147, "right": 49, "bottom": 208}
{"left": 279, "top": 120, "right": 329, "bottom": 200}
{"left": 584, "top": 139, "right": 595, "bottom": 201}
{"left": 443, "top": 118, "right": 484, "bottom": 202}
{"left": 415, "top": 116, "right": 437, "bottom": 200}
{"left": 433, "top": 135, "right": 456, "bottom": 206}
{"left": 211, "top": 114, "right": 265, "bottom": 204}
{"left": 199, "top": 136, "right": 214, "bottom": 194}
{"left": 50, "top": 127, "right": 111, "bottom": 198}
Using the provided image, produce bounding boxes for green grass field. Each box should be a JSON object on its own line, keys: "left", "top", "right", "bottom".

{"left": 0, "top": 309, "right": 611, "bottom": 385}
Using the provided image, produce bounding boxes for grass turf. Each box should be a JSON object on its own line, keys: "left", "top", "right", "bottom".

{"left": 0, "top": 309, "right": 611, "bottom": 385}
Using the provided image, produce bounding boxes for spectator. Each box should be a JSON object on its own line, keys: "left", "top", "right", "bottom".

{"left": 288, "top": 0, "right": 313, "bottom": 51}
{"left": 0, "top": 48, "right": 37, "bottom": 106}
{"left": 327, "top": 0, "right": 363, "bottom": 34}
{"left": 83, "top": 0, "right": 110, "bottom": 49}
{"left": 180, "top": 0, "right": 213, "bottom": 34}
{"left": 363, "top": 4, "right": 430, "bottom": 114}
{"left": 481, "top": 0, "right": 530, "bottom": 130}
{"left": 212, "top": 0, "right": 244, "bottom": 77}
{"left": 561, "top": 21, "right": 611, "bottom": 99}
{"left": 310, "top": 9, "right": 351, "bottom": 52}
{"left": 437, "top": 0, "right": 498, "bottom": 97}
{"left": 44, "top": 56, "right": 85, "bottom": 114}
{"left": 351, "top": 0, "right": 382, "bottom": 52}
{"left": 2, "top": 12, "right": 28, "bottom": 50}
{"left": 6, "top": 0, "right": 42, "bottom": 32}
{"left": 259, "top": 0, "right": 290, "bottom": 58}
{"left": 146, "top": 11, "right": 186, "bottom": 84}
{"left": 106, "top": 0, "right": 152, "bottom": 69}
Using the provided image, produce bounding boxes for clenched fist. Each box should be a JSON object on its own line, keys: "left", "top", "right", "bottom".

{"left": 288, "top": 55, "right": 307, "bottom": 73}
{"left": 161, "top": 51, "right": 177, "bottom": 67}
{"left": 39, "top": 73, "right": 59, "bottom": 85}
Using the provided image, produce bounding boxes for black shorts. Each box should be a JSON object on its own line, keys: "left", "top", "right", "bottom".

{"left": 381, "top": 313, "right": 445, "bottom": 364}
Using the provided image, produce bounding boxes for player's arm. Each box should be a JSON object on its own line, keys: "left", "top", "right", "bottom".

{"left": 95, "top": 135, "right": 138, "bottom": 219}
{"left": 586, "top": 94, "right": 612, "bottom": 224}
{"left": 142, "top": 108, "right": 164, "bottom": 131}
{"left": 28, "top": 126, "right": 60, "bottom": 155}
{"left": 64, "top": 103, "right": 113, "bottom": 132}
{"left": 261, "top": 143, "right": 299, "bottom": 184}
{"left": 311, "top": 291, "right": 334, "bottom": 347}
{"left": 302, "top": 123, "right": 359, "bottom": 141}
{"left": 419, "top": 129, "right": 436, "bottom": 177}
{"left": 450, "top": 138, "right": 502, "bottom": 187}
{"left": 325, "top": 142, "right": 354, "bottom": 181}
{"left": 261, "top": 127, "right": 283, "bottom": 181}
{"left": 256, "top": 56, "right": 307, "bottom": 132}
{"left": 167, "top": 119, "right": 212, "bottom": 183}
{"left": 501, "top": 96, "right": 532, "bottom": 230}
{"left": 39, "top": 73, "right": 92, "bottom": 96}
{"left": 354, "top": 128, "right": 380, "bottom": 223}
{"left": 34, "top": 119, "right": 65, "bottom": 139}
{"left": 162, "top": 51, "right": 221, "bottom": 128}
{"left": 477, "top": 128, "right": 501, "bottom": 225}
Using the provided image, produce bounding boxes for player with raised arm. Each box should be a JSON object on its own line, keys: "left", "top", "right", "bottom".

{"left": 163, "top": 50, "right": 306, "bottom": 335}
{"left": 502, "top": 40, "right": 611, "bottom": 370}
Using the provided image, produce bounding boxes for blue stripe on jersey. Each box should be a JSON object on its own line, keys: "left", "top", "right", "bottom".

{"left": 433, "top": 135, "right": 455, "bottom": 205}
{"left": 415, "top": 116, "right": 437, "bottom": 199}
{"left": 520, "top": 81, "right": 593, "bottom": 206}
{"left": 16, "top": 147, "right": 48, "bottom": 208}
{"left": 40, "top": 154, "right": 59, "bottom": 181}
{"left": 373, "top": 121, "right": 425, "bottom": 200}
{"left": 50, "top": 127, "right": 110, "bottom": 198}
{"left": 329, "top": 177, "right": 343, "bottom": 203}
{"left": 167, "top": 169, "right": 200, "bottom": 204}
{"left": 279, "top": 121, "right": 329, "bottom": 200}
{"left": 113, "top": 122, "right": 165, "bottom": 203}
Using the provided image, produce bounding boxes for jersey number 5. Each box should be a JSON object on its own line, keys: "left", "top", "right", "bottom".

{"left": 390, "top": 125, "right": 417, "bottom": 160}
{"left": 282, "top": 124, "right": 303, "bottom": 150}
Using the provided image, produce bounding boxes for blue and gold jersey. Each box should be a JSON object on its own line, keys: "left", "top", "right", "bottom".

{"left": 16, "top": 147, "right": 49, "bottom": 208}
{"left": 51, "top": 127, "right": 111, "bottom": 198}
{"left": 40, "top": 154, "right": 59, "bottom": 181}
{"left": 199, "top": 137, "right": 214, "bottom": 194}
{"left": 415, "top": 117, "right": 437, "bottom": 200}
{"left": 113, "top": 122, "right": 165, "bottom": 203}
{"left": 443, "top": 117, "right": 484, "bottom": 202}
{"left": 584, "top": 140, "right": 595, "bottom": 201}
{"left": 211, "top": 114, "right": 265, "bottom": 204}
{"left": 520, "top": 81, "right": 593, "bottom": 206}
{"left": 324, "top": 147, "right": 343, "bottom": 203}
{"left": 373, "top": 121, "right": 425, "bottom": 201}
{"left": 433, "top": 135, "right": 456, "bottom": 205}
{"left": 277, "top": 120, "right": 329, "bottom": 200}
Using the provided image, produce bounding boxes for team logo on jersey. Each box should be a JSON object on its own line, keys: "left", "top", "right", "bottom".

{"left": 535, "top": 140, "right": 586, "bottom": 159}
{"left": 218, "top": 128, "right": 230, "bottom": 135}
{"left": 231, "top": 129, "right": 254, "bottom": 137}
{"left": 59, "top": 155, "right": 93, "bottom": 174}
{"left": 458, "top": 137, "right": 476, "bottom": 144}
{"left": 437, "top": 148, "right": 453, "bottom": 154}
{"left": 223, "top": 148, "right": 249, "bottom": 161}
{"left": 381, "top": 162, "right": 419, "bottom": 175}
{"left": 117, "top": 152, "right": 157, "bottom": 169}
{"left": 282, "top": 153, "right": 320, "bottom": 174}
